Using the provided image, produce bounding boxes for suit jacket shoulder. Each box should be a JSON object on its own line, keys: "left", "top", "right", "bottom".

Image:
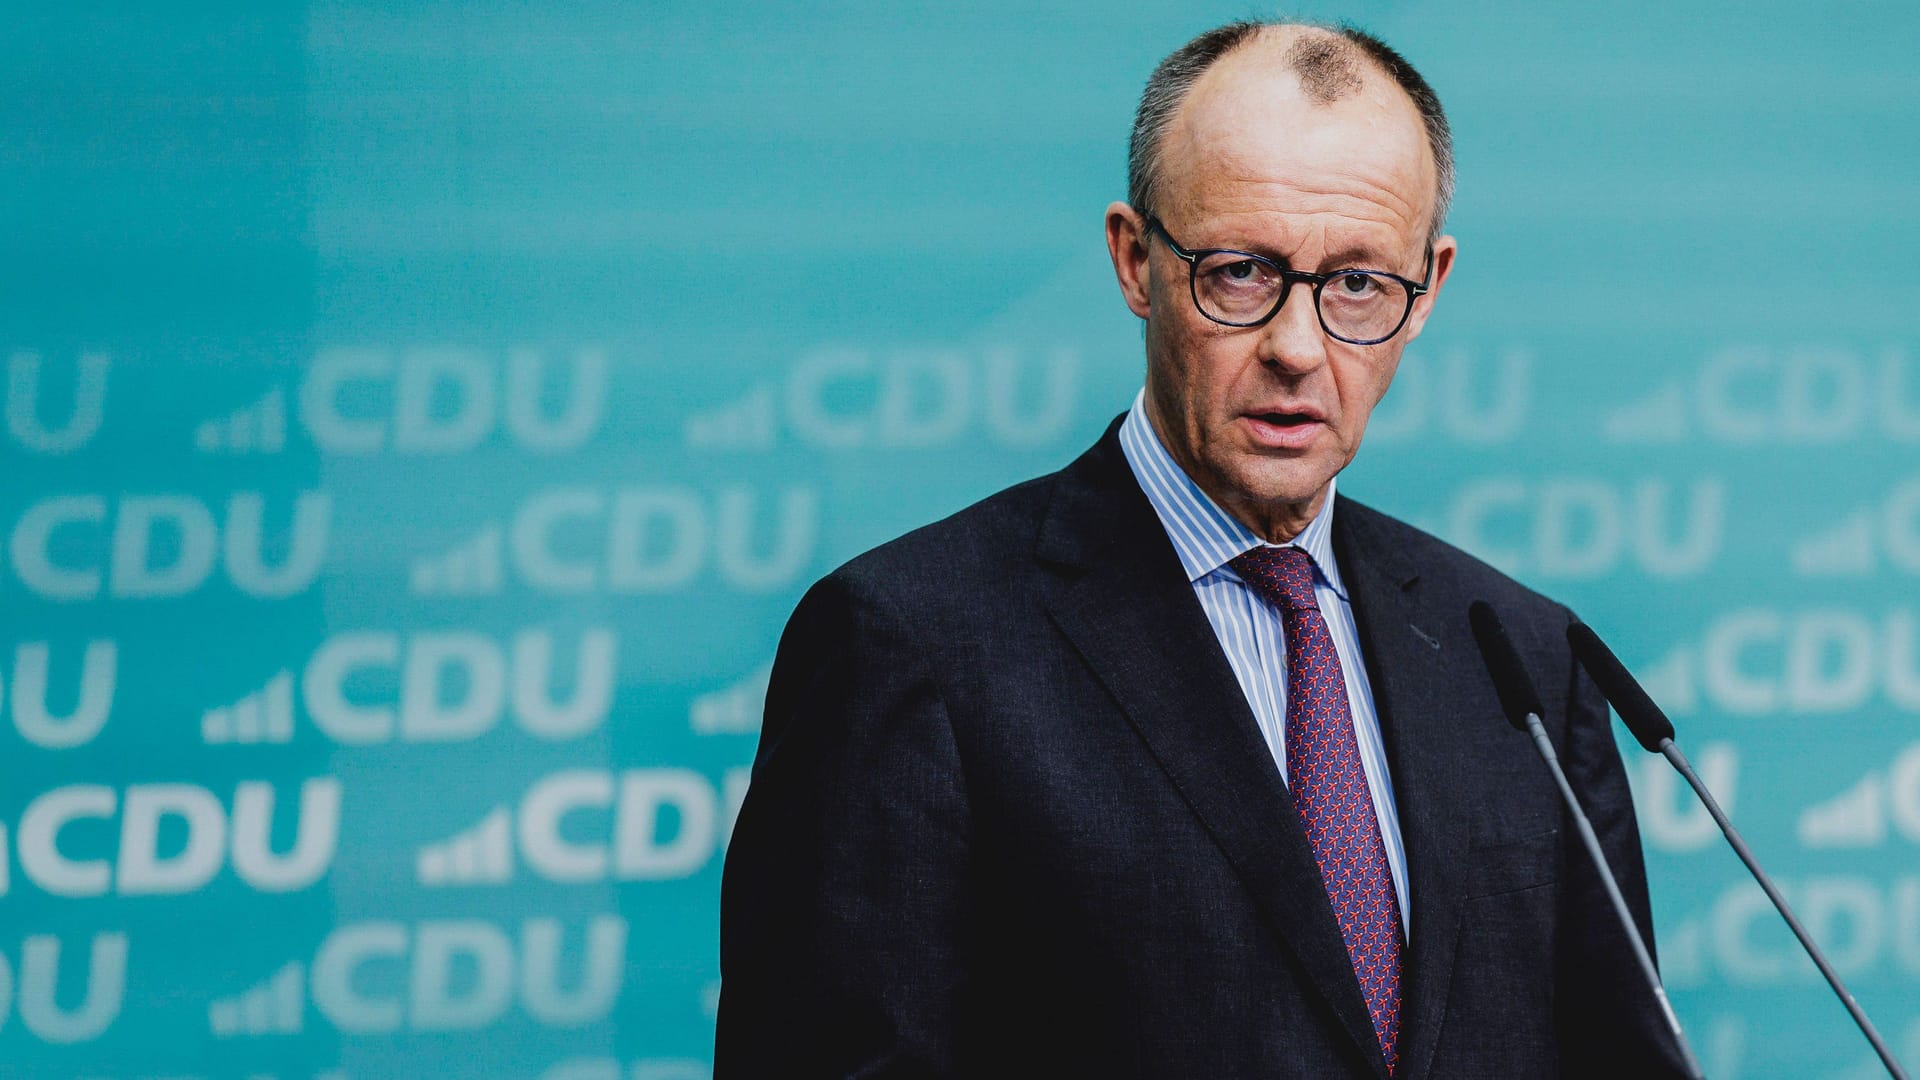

{"left": 1336, "top": 496, "right": 1572, "bottom": 627}
{"left": 823, "top": 468, "right": 1055, "bottom": 608}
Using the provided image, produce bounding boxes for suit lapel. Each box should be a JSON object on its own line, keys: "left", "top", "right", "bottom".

{"left": 1332, "top": 499, "right": 1474, "bottom": 1080}
{"left": 1035, "top": 424, "right": 1391, "bottom": 1079}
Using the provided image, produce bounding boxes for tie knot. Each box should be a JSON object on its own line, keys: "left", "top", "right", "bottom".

{"left": 1230, "top": 545, "right": 1320, "bottom": 612}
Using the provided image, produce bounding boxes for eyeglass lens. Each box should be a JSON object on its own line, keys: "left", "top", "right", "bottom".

{"left": 1193, "top": 252, "right": 1411, "bottom": 342}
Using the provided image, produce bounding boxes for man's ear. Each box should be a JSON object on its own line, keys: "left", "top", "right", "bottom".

{"left": 1105, "top": 201, "right": 1153, "bottom": 320}
{"left": 1400, "top": 233, "right": 1457, "bottom": 343}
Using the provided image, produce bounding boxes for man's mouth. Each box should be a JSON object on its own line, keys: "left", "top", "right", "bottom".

{"left": 1241, "top": 410, "right": 1325, "bottom": 448}
{"left": 1252, "top": 411, "right": 1316, "bottom": 427}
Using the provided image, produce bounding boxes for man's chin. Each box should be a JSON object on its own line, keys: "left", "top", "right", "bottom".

{"left": 1214, "top": 465, "right": 1334, "bottom": 516}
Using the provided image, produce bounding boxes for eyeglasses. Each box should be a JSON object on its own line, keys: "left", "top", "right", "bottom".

{"left": 1145, "top": 216, "right": 1432, "bottom": 345}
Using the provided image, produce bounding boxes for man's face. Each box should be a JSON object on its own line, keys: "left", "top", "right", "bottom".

{"left": 1106, "top": 34, "right": 1457, "bottom": 541}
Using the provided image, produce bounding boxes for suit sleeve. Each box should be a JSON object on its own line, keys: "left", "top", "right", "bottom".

{"left": 715, "top": 568, "right": 974, "bottom": 1079}
{"left": 1552, "top": 609, "right": 1691, "bottom": 1076}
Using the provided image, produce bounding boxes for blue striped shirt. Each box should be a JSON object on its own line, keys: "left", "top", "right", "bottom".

{"left": 1117, "top": 390, "right": 1412, "bottom": 933}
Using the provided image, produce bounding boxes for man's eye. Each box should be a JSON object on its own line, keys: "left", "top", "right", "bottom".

{"left": 1211, "top": 259, "right": 1277, "bottom": 286}
{"left": 1337, "top": 273, "right": 1379, "bottom": 295}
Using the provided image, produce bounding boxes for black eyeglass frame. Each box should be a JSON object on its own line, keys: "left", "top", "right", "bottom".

{"left": 1144, "top": 216, "right": 1433, "bottom": 345}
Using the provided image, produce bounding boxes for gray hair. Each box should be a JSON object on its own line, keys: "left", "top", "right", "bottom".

{"left": 1125, "top": 21, "right": 1455, "bottom": 242}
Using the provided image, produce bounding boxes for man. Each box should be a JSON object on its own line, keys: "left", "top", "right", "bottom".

{"left": 718, "top": 20, "right": 1688, "bottom": 1079}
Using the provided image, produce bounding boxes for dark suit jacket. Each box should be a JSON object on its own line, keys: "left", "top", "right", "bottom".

{"left": 717, "top": 418, "right": 1688, "bottom": 1079}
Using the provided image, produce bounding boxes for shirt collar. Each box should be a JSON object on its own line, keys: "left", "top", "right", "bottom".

{"left": 1117, "top": 388, "right": 1348, "bottom": 599}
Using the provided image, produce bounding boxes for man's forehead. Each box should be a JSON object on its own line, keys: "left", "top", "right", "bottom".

{"left": 1177, "top": 31, "right": 1427, "bottom": 163}
{"left": 1160, "top": 28, "right": 1434, "bottom": 230}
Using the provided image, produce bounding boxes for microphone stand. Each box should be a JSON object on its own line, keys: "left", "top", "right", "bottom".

{"left": 1523, "top": 712, "right": 1707, "bottom": 1080}
{"left": 1654, "top": 736, "right": 1909, "bottom": 1080}
{"left": 1568, "top": 619, "right": 1910, "bottom": 1080}
{"left": 1470, "top": 602, "right": 1706, "bottom": 1078}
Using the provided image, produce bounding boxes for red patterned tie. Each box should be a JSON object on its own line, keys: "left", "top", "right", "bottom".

{"left": 1230, "top": 545, "right": 1403, "bottom": 1073}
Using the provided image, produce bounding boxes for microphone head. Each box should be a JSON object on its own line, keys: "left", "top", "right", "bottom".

{"left": 1567, "top": 621, "right": 1676, "bottom": 753}
{"left": 1468, "top": 601, "right": 1545, "bottom": 731}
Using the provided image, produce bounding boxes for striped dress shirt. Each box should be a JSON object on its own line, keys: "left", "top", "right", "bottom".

{"left": 1117, "top": 390, "right": 1412, "bottom": 934}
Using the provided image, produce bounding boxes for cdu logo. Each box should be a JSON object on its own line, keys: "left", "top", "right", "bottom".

{"left": 1671, "top": 875, "right": 1920, "bottom": 987}
{"left": 2, "top": 778, "right": 339, "bottom": 898}
{"left": 409, "top": 488, "right": 818, "bottom": 596}
{"left": 290, "top": 346, "right": 607, "bottom": 455}
{"left": 1446, "top": 476, "right": 1724, "bottom": 579}
{"left": 1604, "top": 345, "right": 1920, "bottom": 445}
{"left": 208, "top": 916, "right": 627, "bottom": 1036}
{"left": 1644, "top": 608, "right": 1920, "bottom": 716}
{"left": 6, "top": 492, "right": 330, "bottom": 602}
{"left": 684, "top": 344, "right": 1079, "bottom": 452}
{"left": 201, "top": 627, "right": 616, "bottom": 747}
{"left": 415, "top": 767, "right": 751, "bottom": 887}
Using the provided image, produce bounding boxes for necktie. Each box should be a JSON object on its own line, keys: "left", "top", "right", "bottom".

{"left": 1229, "top": 545, "right": 1403, "bottom": 1073}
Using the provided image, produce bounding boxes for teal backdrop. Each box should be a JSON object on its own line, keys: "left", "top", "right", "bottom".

{"left": 4, "top": 2, "right": 1918, "bottom": 1077}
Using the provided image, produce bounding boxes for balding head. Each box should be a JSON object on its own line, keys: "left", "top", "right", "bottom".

{"left": 1126, "top": 22, "right": 1453, "bottom": 241}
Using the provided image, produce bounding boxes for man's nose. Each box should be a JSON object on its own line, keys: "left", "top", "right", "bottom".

{"left": 1258, "top": 279, "right": 1329, "bottom": 374}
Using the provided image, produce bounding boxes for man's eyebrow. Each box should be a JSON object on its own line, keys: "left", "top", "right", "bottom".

{"left": 1221, "top": 238, "right": 1402, "bottom": 272}
{"left": 1316, "top": 243, "right": 1402, "bottom": 272}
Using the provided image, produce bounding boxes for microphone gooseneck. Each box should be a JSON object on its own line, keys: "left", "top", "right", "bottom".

{"left": 1569, "top": 621, "right": 1911, "bottom": 1080}
{"left": 1469, "top": 602, "right": 1705, "bottom": 1080}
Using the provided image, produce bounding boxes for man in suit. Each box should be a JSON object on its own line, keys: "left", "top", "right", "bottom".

{"left": 717, "top": 20, "right": 1689, "bottom": 1079}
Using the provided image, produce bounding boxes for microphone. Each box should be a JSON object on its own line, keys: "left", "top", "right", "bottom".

{"left": 1468, "top": 602, "right": 1705, "bottom": 1080}
{"left": 1569, "top": 621, "right": 1912, "bottom": 1080}
{"left": 1468, "top": 602, "right": 1543, "bottom": 733}
{"left": 1566, "top": 623, "right": 1674, "bottom": 752}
